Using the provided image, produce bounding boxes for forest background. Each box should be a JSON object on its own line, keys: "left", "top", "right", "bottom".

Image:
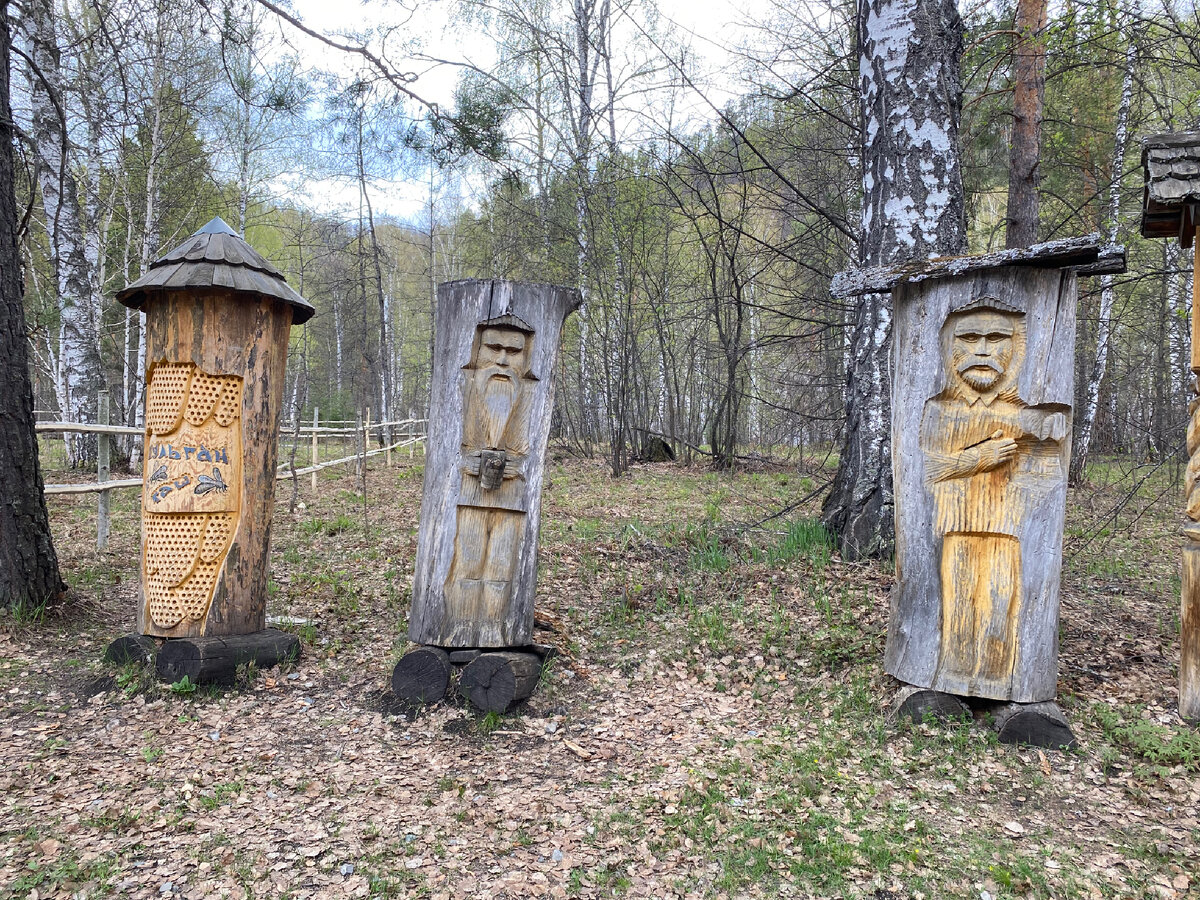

{"left": 13, "top": 0, "right": 1200, "bottom": 510}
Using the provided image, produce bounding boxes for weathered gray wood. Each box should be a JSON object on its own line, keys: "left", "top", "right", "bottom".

{"left": 831, "top": 234, "right": 1124, "bottom": 298}
{"left": 409, "top": 280, "right": 580, "bottom": 648}
{"left": 391, "top": 646, "right": 452, "bottom": 704}
{"left": 887, "top": 267, "right": 1076, "bottom": 703}
{"left": 448, "top": 649, "right": 482, "bottom": 664}
{"left": 104, "top": 633, "right": 158, "bottom": 666}
{"left": 458, "top": 651, "right": 542, "bottom": 713}
{"left": 994, "top": 700, "right": 1077, "bottom": 749}
{"left": 1141, "top": 132, "right": 1200, "bottom": 247}
{"left": 155, "top": 628, "right": 299, "bottom": 685}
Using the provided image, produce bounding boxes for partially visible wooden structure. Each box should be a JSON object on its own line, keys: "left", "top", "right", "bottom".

{"left": 408, "top": 280, "right": 580, "bottom": 649}
{"left": 1140, "top": 131, "right": 1200, "bottom": 725}
{"left": 107, "top": 218, "right": 313, "bottom": 680}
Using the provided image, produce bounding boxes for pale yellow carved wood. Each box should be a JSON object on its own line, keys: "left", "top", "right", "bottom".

{"left": 444, "top": 322, "right": 536, "bottom": 632}
{"left": 142, "top": 361, "right": 242, "bottom": 631}
{"left": 916, "top": 301, "right": 1069, "bottom": 697}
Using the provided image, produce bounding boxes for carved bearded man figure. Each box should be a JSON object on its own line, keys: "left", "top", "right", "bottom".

{"left": 920, "top": 298, "right": 1068, "bottom": 697}
{"left": 444, "top": 316, "right": 538, "bottom": 637}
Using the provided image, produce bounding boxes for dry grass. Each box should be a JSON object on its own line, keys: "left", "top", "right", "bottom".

{"left": 0, "top": 452, "right": 1197, "bottom": 899}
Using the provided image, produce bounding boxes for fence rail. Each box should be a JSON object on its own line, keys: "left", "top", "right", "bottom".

{"left": 37, "top": 398, "right": 427, "bottom": 549}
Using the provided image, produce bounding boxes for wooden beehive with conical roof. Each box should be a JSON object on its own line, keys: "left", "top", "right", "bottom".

{"left": 117, "top": 218, "right": 312, "bottom": 639}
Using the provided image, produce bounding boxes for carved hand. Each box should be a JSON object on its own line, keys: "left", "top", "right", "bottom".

{"left": 976, "top": 436, "right": 1018, "bottom": 469}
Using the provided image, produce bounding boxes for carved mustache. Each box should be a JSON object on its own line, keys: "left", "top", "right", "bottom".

{"left": 956, "top": 358, "right": 1004, "bottom": 375}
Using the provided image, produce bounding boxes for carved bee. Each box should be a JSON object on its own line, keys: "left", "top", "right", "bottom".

{"left": 149, "top": 464, "right": 169, "bottom": 483}
{"left": 194, "top": 467, "right": 228, "bottom": 496}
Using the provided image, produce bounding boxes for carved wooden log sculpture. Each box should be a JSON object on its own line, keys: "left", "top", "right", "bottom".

{"left": 407, "top": 280, "right": 580, "bottom": 650}
{"left": 836, "top": 239, "right": 1126, "bottom": 745}
{"left": 888, "top": 267, "right": 1078, "bottom": 706}
{"left": 1141, "top": 132, "right": 1200, "bottom": 724}
{"left": 106, "top": 218, "right": 314, "bottom": 678}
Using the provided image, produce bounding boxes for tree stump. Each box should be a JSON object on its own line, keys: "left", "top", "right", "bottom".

{"left": 391, "top": 646, "right": 452, "bottom": 705}
{"left": 458, "top": 651, "right": 542, "bottom": 713}
{"left": 155, "top": 628, "right": 299, "bottom": 685}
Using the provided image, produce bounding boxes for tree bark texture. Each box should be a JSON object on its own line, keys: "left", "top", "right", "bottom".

{"left": 0, "top": 4, "right": 64, "bottom": 612}
{"left": 25, "top": 0, "right": 103, "bottom": 464}
{"left": 888, "top": 267, "right": 1076, "bottom": 702}
{"left": 823, "top": 0, "right": 968, "bottom": 559}
{"left": 1005, "top": 0, "right": 1049, "bottom": 249}
{"left": 409, "top": 280, "right": 580, "bottom": 648}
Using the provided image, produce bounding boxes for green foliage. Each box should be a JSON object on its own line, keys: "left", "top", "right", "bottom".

{"left": 169, "top": 675, "right": 197, "bottom": 695}
{"left": 1092, "top": 704, "right": 1200, "bottom": 772}
{"left": 766, "top": 519, "right": 833, "bottom": 569}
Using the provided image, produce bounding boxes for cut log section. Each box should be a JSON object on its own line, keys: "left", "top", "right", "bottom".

{"left": 155, "top": 628, "right": 300, "bottom": 685}
{"left": 392, "top": 646, "right": 452, "bottom": 705}
{"left": 458, "top": 651, "right": 542, "bottom": 713}
{"left": 994, "top": 700, "right": 1077, "bottom": 749}
{"left": 104, "top": 633, "right": 159, "bottom": 666}
{"left": 892, "top": 686, "right": 970, "bottom": 724}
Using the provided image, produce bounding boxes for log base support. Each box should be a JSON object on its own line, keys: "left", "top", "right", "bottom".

{"left": 459, "top": 651, "right": 543, "bottom": 713}
{"left": 391, "top": 645, "right": 553, "bottom": 713}
{"left": 155, "top": 628, "right": 300, "bottom": 685}
{"left": 994, "top": 700, "right": 1077, "bottom": 749}
{"left": 892, "top": 686, "right": 970, "bottom": 724}
{"left": 104, "top": 634, "right": 160, "bottom": 666}
{"left": 392, "top": 647, "right": 452, "bottom": 705}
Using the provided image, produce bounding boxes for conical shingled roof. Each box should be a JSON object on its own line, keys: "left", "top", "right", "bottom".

{"left": 116, "top": 217, "right": 315, "bottom": 324}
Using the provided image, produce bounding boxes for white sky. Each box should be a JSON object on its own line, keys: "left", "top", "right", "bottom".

{"left": 273, "top": 0, "right": 766, "bottom": 220}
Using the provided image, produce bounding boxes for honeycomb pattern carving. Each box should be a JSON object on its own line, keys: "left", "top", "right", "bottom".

{"left": 142, "top": 361, "right": 243, "bottom": 631}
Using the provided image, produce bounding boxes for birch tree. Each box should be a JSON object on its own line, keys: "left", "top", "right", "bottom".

{"left": 821, "top": 0, "right": 968, "bottom": 559}
{"left": 20, "top": 0, "right": 104, "bottom": 466}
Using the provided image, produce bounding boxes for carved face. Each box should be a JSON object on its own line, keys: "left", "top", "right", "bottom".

{"left": 477, "top": 327, "right": 530, "bottom": 377}
{"left": 950, "top": 310, "right": 1018, "bottom": 393}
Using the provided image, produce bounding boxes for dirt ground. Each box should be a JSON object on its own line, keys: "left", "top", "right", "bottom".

{"left": 1, "top": 453, "right": 1197, "bottom": 899}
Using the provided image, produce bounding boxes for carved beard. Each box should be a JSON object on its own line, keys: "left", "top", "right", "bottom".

{"left": 957, "top": 363, "right": 1003, "bottom": 392}
{"left": 478, "top": 367, "right": 518, "bottom": 449}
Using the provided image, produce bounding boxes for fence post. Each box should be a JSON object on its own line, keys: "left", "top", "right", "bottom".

{"left": 311, "top": 407, "right": 319, "bottom": 493}
{"left": 409, "top": 419, "right": 415, "bottom": 459}
{"left": 355, "top": 409, "right": 364, "bottom": 476}
{"left": 96, "top": 389, "right": 110, "bottom": 550}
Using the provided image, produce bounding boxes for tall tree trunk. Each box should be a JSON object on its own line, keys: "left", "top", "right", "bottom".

{"left": 1068, "top": 7, "right": 1136, "bottom": 483}
{"left": 25, "top": 0, "right": 103, "bottom": 467}
{"left": 1005, "top": 0, "right": 1048, "bottom": 248}
{"left": 0, "top": 3, "right": 64, "bottom": 611}
{"left": 822, "top": 0, "right": 968, "bottom": 559}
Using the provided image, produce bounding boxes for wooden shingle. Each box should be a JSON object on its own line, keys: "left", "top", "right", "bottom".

{"left": 1141, "top": 132, "right": 1200, "bottom": 247}
{"left": 117, "top": 217, "right": 315, "bottom": 323}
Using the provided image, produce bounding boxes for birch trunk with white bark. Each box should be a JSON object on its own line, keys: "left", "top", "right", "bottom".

{"left": 822, "top": 0, "right": 968, "bottom": 559}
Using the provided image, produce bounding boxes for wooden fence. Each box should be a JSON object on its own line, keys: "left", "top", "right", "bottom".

{"left": 36, "top": 397, "right": 427, "bottom": 550}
